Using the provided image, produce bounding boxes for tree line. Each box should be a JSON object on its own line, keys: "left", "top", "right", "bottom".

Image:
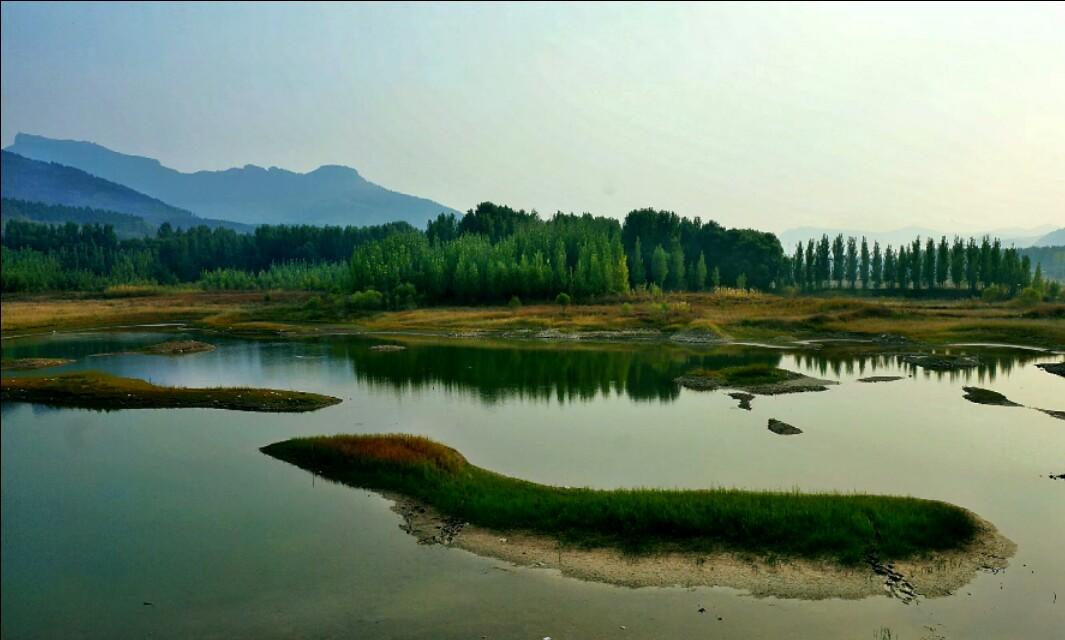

{"left": 782, "top": 233, "right": 1049, "bottom": 299}
{"left": 349, "top": 202, "right": 787, "bottom": 302}
{"left": 2, "top": 200, "right": 1059, "bottom": 306}
{"left": 0, "top": 217, "right": 411, "bottom": 292}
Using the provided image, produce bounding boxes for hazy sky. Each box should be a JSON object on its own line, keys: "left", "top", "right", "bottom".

{"left": 2, "top": 2, "right": 1063, "bottom": 232}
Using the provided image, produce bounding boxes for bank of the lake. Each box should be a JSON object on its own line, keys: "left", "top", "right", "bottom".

{"left": 3, "top": 291, "right": 1064, "bottom": 349}
{"left": 0, "top": 371, "right": 341, "bottom": 412}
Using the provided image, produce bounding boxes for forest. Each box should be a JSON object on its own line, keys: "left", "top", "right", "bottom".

{"left": 1, "top": 200, "right": 1060, "bottom": 305}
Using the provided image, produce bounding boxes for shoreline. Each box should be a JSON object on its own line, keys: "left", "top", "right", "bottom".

{"left": 390, "top": 493, "right": 1015, "bottom": 601}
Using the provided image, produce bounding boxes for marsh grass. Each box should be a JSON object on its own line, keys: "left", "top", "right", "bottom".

{"left": 262, "top": 434, "right": 978, "bottom": 564}
{"left": 686, "top": 363, "right": 800, "bottom": 386}
{"left": 1, "top": 371, "right": 340, "bottom": 412}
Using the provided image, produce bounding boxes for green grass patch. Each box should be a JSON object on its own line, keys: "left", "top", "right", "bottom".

{"left": 685, "top": 363, "right": 801, "bottom": 386}
{"left": 1, "top": 357, "right": 74, "bottom": 371}
{"left": 1, "top": 371, "right": 340, "bottom": 412}
{"left": 261, "top": 434, "right": 978, "bottom": 564}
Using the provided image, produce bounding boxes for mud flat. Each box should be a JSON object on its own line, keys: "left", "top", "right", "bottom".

{"left": 393, "top": 496, "right": 1014, "bottom": 601}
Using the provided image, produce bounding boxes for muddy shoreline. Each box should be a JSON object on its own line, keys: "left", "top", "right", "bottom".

{"left": 388, "top": 494, "right": 1014, "bottom": 602}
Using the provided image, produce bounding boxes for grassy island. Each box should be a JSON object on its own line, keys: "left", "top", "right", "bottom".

{"left": 675, "top": 363, "right": 837, "bottom": 394}
{"left": 262, "top": 434, "right": 978, "bottom": 564}
{"left": 1, "top": 371, "right": 341, "bottom": 412}
{"left": 1, "top": 357, "right": 75, "bottom": 371}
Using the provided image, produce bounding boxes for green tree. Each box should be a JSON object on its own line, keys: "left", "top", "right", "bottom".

{"left": 871, "top": 241, "right": 883, "bottom": 289}
{"left": 923, "top": 237, "right": 936, "bottom": 289}
{"left": 831, "top": 234, "right": 845, "bottom": 287}
{"left": 859, "top": 236, "right": 870, "bottom": 289}
{"left": 667, "top": 237, "right": 686, "bottom": 291}
{"left": 711, "top": 266, "right": 721, "bottom": 289}
{"left": 792, "top": 243, "right": 805, "bottom": 290}
{"left": 694, "top": 251, "right": 708, "bottom": 291}
{"left": 630, "top": 236, "right": 646, "bottom": 287}
{"left": 651, "top": 244, "right": 669, "bottom": 288}
{"left": 845, "top": 236, "right": 858, "bottom": 289}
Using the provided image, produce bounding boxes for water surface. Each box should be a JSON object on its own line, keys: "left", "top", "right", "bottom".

{"left": 2, "top": 332, "right": 1062, "bottom": 639}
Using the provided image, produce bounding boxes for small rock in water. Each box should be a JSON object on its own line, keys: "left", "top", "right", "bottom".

{"left": 727, "top": 392, "right": 755, "bottom": 410}
{"left": 962, "top": 387, "right": 1021, "bottom": 407}
{"left": 698, "top": 607, "right": 706, "bottom": 613}
{"left": 767, "top": 418, "right": 803, "bottom": 436}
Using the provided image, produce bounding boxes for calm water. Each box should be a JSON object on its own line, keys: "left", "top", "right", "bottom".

{"left": 2, "top": 332, "right": 1063, "bottom": 639}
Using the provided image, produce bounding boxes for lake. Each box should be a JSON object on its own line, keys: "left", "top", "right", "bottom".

{"left": 2, "top": 331, "right": 1063, "bottom": 639}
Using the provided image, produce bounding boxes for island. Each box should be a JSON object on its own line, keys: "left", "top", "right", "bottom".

{"left": 261, "top": 433, "right": 1013, "bottom": 600}
{"left": 1, "top": 371, "right": 341, "bottom": 412}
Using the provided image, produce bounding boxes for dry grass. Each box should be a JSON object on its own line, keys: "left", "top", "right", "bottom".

{"left": 4, "top": 290, "right": 1062, "bottom": 347}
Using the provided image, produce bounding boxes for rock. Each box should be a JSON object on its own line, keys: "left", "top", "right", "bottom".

{"left": 727, "top": 392, "right": 755, "bottom": 410}
{"left": 1049, "top": 473, "right": 1065, "bottom": 480}
{"left": 857, "top": 376, "right": 904, "bottom": 383}
{"left": 767, "top": 419, "right": 802, "bottom": 435}
{"left": 1038, "top": 409, "right": 1065, "bottom": 421}
{"left": 900, "top": 353, "right": 979, "bottom": 371}
{"left": 1036, "top": 362, "right": 1065, "bottom": 378}
{"left": 369, "top": 345, "right": 407, "bottom": 352}
{"left": 962, "top": 387, "right": 1021, "bottom": 407}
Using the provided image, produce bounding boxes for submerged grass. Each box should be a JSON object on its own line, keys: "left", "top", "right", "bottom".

{"left": 1, "top": 371, "right": 341, "bottom": 412}
{"left": 262, "top": 434, "right": 978, "bottom": 564}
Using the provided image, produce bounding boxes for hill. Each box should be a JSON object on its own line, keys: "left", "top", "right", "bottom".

{"left": 0, "top": 151, "right": 247, "bottom": 231}
{"left": 1, "top": 198, "right": 153, "bottom": 238}
{"left": 1031, "top": 228, "right": 1065, "bottom": 247}
{"left": 6, "top": 133, "right": 460, "bottom": 227}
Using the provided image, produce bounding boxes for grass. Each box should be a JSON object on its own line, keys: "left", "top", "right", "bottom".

{"left": 1, "top": 371, "right": 341, "bottom": 412}
{"left": 684, "top": 363, "right": 800, "bottom": 386}
{"left": 137, "top": 340, "right": 216, "bottom": 355}
{"left": 4, "top": 290, "right": 1063, "bottom": 347}
{"left": 1, "top": 357, "right": 74, "bottom": 371}
{"left": 261, "top": 434, "right": 979, "bottom": 564}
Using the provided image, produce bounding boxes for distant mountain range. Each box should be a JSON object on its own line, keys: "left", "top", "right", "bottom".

{"left": 1031, "top": 228, "right": 1065, "bottom": 247}
{"left": 0, "top": 151, "right": 245, "bottom": 231}
{"left": 777, "top": 225, "right": 1063, "bottom": 250}
{"left": 5, "top": 133, "right": 460, "bottom": 227}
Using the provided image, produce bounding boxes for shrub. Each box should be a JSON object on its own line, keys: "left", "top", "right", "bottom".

{"left": 1013, "top": 287, "right": 1042, "bottom": 307}
{"left": 555, "top": 292, "right": 571, "bottom": 307}
{"left": 393, "top": 282, "right": 418, "bottom": 309}
{"left": 981, "top": 285, "right": 1010, "bottom": 302}
{"left": 508, "top": 295, "right": 522, "bottom": 309}
{"left": 348, "top": 289, "right": 384, "bottom": 311}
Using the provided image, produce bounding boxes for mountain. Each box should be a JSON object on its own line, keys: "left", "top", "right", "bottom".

{"left": 0, "top": 151, "right": 247, "bottom": 231}
{"left": 6, "top": 133, "right": 460, "bottom": 227}
{"left": 1031, "top": 228, "right": 1065, "bottom": 247}
{"left": 778, "top": 224, "right": 1059, "bottom": 250}
{"left": 1, "top": 198, "right": 153, "bottom": 238}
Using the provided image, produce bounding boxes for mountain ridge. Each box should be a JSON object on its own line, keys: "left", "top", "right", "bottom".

{"left": 5, "top": 133, "right": 459, "bottom": 227}
{"left": 0, "top": 151, "right": 247, "bottom": 231}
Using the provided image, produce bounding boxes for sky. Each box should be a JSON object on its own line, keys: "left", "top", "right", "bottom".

{"left": 2, "top": 1, "right": 1063, "bottom": 233}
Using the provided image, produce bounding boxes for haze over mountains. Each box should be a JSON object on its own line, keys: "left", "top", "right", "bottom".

{"left": 0, "top": 150, "right": 245, "bottom": 231}
{"left": 5, "top": 133, "right": 459, "bottom": 228}
{"left": 777, "top": 225, "right": 1064, "bottom": 251}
